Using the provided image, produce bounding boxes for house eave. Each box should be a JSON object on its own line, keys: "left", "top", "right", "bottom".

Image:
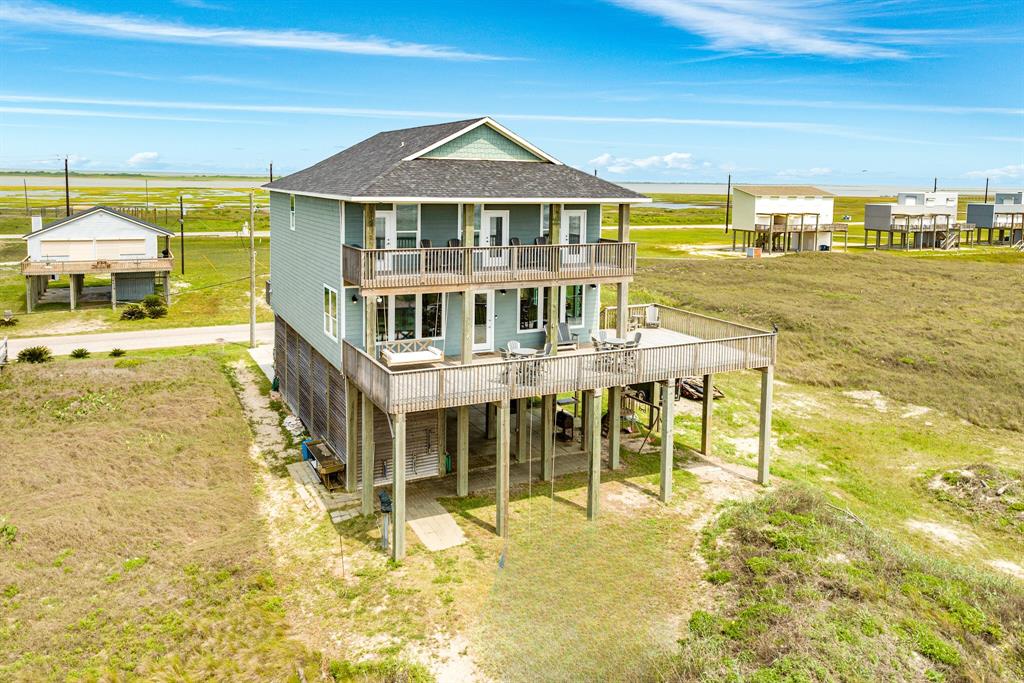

{"left": 268, "top": 188, "right": 652, "bottom": 204}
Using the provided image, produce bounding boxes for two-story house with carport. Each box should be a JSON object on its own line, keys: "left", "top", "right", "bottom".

{"left": 21, "top": 206, "right": 174, "bottom": 311}
{"left": 730, "top": 185, "right": 847, "bottom": 253}
{"left": 266, "top": 117, "right": 778, "bottom": 560}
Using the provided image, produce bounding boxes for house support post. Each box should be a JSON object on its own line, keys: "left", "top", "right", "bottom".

{"left": 456, "top": 405, "right": 469, "bottom": 497}
{"left": 660, "top": 379, "right": 675, "bottom": 503}
{"left": 701, "top": 373, "right": 713, "bottom": 456}
{"left": 391, "top": 412, "right": 406, "bottom": 561}
{"left": 545, "top": 285, "right": 558, "bottom": 352}
{"left": 110, "top": 273, "right": 117, "bottom": 310}
{"left": 360, "top": 394, "right": 375, "bottom": 515}
{"left": 69, "top": 274, "right": 77, "bottom": 311}
{"left": 586, "top": 388, "right": 601, "bottom": 520}
{"left": 515, "top": 398, "right": 528, "bottom": 464}
{"left": 164, "top": 272, "right": 171, "bottom": 305}
{"left": 25, "top": 276, "right": 33, "bottom": 313}
{"left": 541, "top": 394, "right": 554, "bottom": 481}
{"left": 495, "top": 398, "right": 510, "bottom": 538}
{"left": 437, "top": 408, "right": 447, "bottom": 476}
{"left": 608, "top": 385, "right": 621, "bottom": 469}
{"left": 345, "top": 380, "right": 359, "bottom": 492}
{"left": 616, "top": 203, "right": 630, "bottom": 338}
{"left": 758, "top": 366, "right": 774, "bottom": 485}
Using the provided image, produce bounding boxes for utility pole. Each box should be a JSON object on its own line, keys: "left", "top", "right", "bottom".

{"left": 178, "top": 196, "right": 185, "bottom": 275}
{"left": 933, "top": 177, "right": 938, "bottom": 192}
{"left": 249, "top": 192, "right": 257, "bottom": 349}
{"left": 22, "top": 179, "right": 29, "bottom": 215}
{"left": 269, "top": 162, "right": 274, "bottom": 182}
{"left": 63, "top": 157, "right": 70, "bottom": 216}
{"left": 145, "top": 179, "right": 150, "bottom": 209}
{"left": 984, "top": 177, "right": 990, "bottom": 203}
{"left": 724, "top": 174, "right": 732, "bottom": 233}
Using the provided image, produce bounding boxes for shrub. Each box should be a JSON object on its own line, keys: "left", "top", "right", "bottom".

{"left": 70, "top": 348, "right": 90, "bottom": 359}
{"left": 16, "top": 346, "right": 52, "bottom": 364}
{"left": 119, "top": 304, "right": 147, "bottom": 321}
{"left": 0, "top": 517, "right": 17, "bottom": 547}
{"left": 145, "top": 304, "right": 167, "bottom": 319}
{"left": 142, "top": 294, "right": 163, "bottom": 309}
{"left": 114, "top": 358, "right": 141, "bottom": 368}
{"left": 109, "top": 348, "right": 126, "bottom": 358}
{"left": 0, "top": 317, "right": 17, "bottom": 328}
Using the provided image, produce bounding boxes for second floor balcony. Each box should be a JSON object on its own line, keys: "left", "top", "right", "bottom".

{"left": 21, "top": 253, "right": 175, "bottom": 276}
{"left": 342, "top": 240, "right": 636, "bottom": 295}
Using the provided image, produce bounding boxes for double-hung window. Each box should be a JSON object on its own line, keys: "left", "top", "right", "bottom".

{"left": 561, "top": 285, "right": 584, "bottom": 328}
{"left": 323, "top": 285, "right": 338, "bottom": 340}
{"left": 289, "top": 194, "right": 296, "bottom": 230}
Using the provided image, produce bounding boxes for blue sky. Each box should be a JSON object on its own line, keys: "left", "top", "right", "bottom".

{"left": 1, "top": 0, "right": 1022, "bottom": 186}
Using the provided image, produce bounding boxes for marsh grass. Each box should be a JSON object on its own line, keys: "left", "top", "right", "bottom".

{"left": 634, "top": 250, "right": 1024, "bottom": 430}
{"left": 0, "top": 349, "right": 312, "bottom": 680}
{"left": 667, "top": 486, "right": 1024, "bottom": 681}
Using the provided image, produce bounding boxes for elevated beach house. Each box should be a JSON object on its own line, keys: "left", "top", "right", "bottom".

{"left": 863, "top": 191, "right": 968, "bottom": 249}
{"left": 22, "top": 206, "right": 174, "bottom": 311}
{"left": 966, "top": 191, "right": 1023, "bottom": 245}
{"left": 266, "top": 117, "right": 777, "bottom": 560}
{"left": 730, "top": 185, "right": 847, "bottom": 253}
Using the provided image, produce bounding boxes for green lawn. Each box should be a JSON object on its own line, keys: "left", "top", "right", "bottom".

{"left": 0, "top": 236, "right": 270, "bottom": 337}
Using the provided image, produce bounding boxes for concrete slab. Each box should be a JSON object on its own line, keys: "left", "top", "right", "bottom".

{"left": 248, "top": 344, "right": 275, "bottom": 382}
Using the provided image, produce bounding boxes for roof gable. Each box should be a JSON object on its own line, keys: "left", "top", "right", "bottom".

{"left": 25, "top": 205, "right": 174, "bottom": 239}
{"left": 409, "top": 118, "right": 556, "bottom": 163}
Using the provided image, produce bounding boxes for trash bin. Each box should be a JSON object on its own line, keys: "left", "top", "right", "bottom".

{"left": 819, "top": 244, "right": 830, "bottom": 252}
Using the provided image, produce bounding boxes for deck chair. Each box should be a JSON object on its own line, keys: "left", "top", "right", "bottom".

{"left": 645, "top": 304, "right": 660, "bottom": 328}
{"left": 533, "top": 236, "right": 549, "bottom": 245}
{"left": 539, "top": 342, "right": 552, "bottom": 356}
{"left": 624, "top": 331, "right": 642, "bottom": 348}
{"left": 557, "top": 323, "right": 579, "bottom": 351}
{"left": 420, "top": 239, "right": 432, "bottom": 248}
{"left": 509, "top": 237, "right": 521, "bottom": 246}
{"left": 447, "top": 238, "right": 461, "bottom": 248}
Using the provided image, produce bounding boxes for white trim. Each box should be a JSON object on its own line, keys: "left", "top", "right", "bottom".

{"left": 402, "top": 117, "right": 562, "bottom": 165}
{"left": 24, "top": 206, "right": 175, "bottom": 240}
{"left": 323, "top": 284, "right": 338, "bottom": 341}
{"left": 516, "top": 287, "right": 544, "bottom": 334}
{"left": 268, "top": 188, "right": 651, "bottom": 205}
{"left": 471, "top": 290, "right": 495, "bottom": 352}
{"left": 375, "top": 292, "right": 447, "bottom": 343}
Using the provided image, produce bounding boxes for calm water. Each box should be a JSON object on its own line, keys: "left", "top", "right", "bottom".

{"left": 621, "top": 182, "right": 999, "bottom": 197}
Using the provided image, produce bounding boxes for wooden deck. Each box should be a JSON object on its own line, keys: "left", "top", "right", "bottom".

{"left": 342, "top": 242, "right": 636, "bottom": 294}
{"left": 344, "top": 304, "right": 776, "bottom": 414}
{"left": 21, "top": 254, "right": 174, "bottom": 276}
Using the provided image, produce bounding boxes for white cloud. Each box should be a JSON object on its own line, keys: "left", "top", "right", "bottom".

{"left": 126, "top": 151, "right": 160, "bottom": 167}
{"left": 777, "top": 167, "right": 833, "bottom": 177}
{"left": 0, "top": 1, "right": 508, "bottom": 61}
{"left": 605, "top": 0, "right": 963, "bottom": 59}
{"left": 590, "top": 151, "right": 696, "bottom": 174}
{"left": 966, "top": 164, "right": 1024, "bottom": 179}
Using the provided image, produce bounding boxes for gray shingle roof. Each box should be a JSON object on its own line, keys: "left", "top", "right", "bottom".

{"left": 24, "top": 205, "right": 175, "bottom": 239}
{"left": 264, "top": 118, "right": 647, "bottom": 202}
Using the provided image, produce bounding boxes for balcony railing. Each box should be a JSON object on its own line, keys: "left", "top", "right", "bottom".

{"left": 342, "top": 242, "right": 636, "bottom": 294}
{"left": 21, "top": 254, "right": 174, "bottom": 275}
{"left": 343, "top": 304, "right": 776, "bottom": 414}
{"left": 750, "top": 223, "right": 849, "bottom": 233}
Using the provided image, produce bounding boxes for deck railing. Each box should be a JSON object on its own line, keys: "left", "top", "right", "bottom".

{"left": 750, "top": 223, "right": 849, "bottom": 232}
{"left": 342, "top": 242, "right": 636, "bottom": 293}
{"left": 21, "top": 254, "right": 175, "bottom": 275}
{"left": 344, "top": 304, "right": 776, "bottom": 414}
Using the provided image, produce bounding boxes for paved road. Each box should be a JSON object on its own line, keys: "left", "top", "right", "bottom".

{"left": 7, "top": 322, "right": 273, "bottom": 355}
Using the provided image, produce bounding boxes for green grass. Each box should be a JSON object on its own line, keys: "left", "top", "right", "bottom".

{"left": 631, "top": 249, "right": 1024, "bottom": 431}
{"left": 666, "top": 487, "right": 1023, "bottom": 681}
{"left": 0, "top": 236, "right": 270, "bottom": 337}
{"left": 0, "top": 347, "right": 316, "bottom": 680}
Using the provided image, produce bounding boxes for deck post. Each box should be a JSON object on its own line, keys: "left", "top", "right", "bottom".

{"left": 701, "top": 373, "right": 713, "bottom": 456}
{"left": 345, "top": 380, "right": 359, "bottom": 492}
{"left": 460, "top": 290, "right": 473, "bottom": 365}
{"left": 164, "top": 272, "right": 171, "bottom": 305}
{"left": 437, "top": 408, "right": 447, "bottom": 475}
{"left": 391, "top": 412, "right": 406, "bottom": 561}
{"left": 25, "top": 276, "right": 33, "bottom": 313}
{"left": 659, "top": 379, "right": 675, "bottom": 503}
{"left": 757, "top": 366, "right": 774, "bottom": 485}
{"left": 616, "top": 203, "right": 630, "bottom": 338}
{"left": 69, "top": 274, "right": 77, "bottom": 311}
{"left": 495, "top": 398, "right": 511, "bottom": 538}
{"left": 541, "top": 394, "right": 554, "bottom": 480}
{"left": 586, "top": 388, "right": 601, "bottom": 520}
{"left": 515, "top": 398, "right": 528, "bottom": 463}
{"left": 110, "top": 273, "right": 117, "bottom": 310}
{"left": 580, "top": 389, "right": 590, "bottom": 454}
{"left": 608, "top": 385, "right": 621, "bottom": 469}
{"left": 360, "top": 394, "right": 375, "bottom": 515}
{"left": 545, "top": 286, "right": 558, "bottom": 353}
{"left": 456, "top": 405, "right": 469, "bottom": 497}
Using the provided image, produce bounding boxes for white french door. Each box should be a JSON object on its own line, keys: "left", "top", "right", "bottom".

{"left": 561, "top": 209, "right": 586, "bottom": 265}
{"left": 472, "top": 291, "right": 495, "bottom": 352}
{"left": 479, "top": 209, "right": 509, "bottom": 268}
{"left": 374, "top": 209, "right": 397, "bottom": 272}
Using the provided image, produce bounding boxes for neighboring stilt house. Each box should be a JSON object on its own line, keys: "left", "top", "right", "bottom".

{"left": 21, "top": 206, "right": 174, "bottom": 311}
{"left": 266, "top": 117, "right": 778, "bottom": 560}
{"left": 966, "top": 192, "right": 1024, "bottom": 246}
{"left": 730, "top": 185, "right": 847, "bottom": 253}
{"left": 864, "top": 191, "right": 970, "bottom": 250}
